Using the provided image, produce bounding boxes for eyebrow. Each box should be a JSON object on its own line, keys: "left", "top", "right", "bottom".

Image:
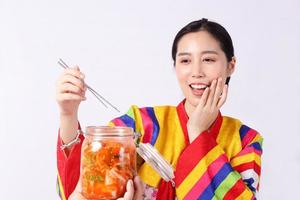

{"left": 177, "top": 50, "right": 219, "bottom": 57}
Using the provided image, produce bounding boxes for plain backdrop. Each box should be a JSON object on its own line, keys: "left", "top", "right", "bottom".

{"left": 0, "top": 0, "right": 299, "bottom": 199}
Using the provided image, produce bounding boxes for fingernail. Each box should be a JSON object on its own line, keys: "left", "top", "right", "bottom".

{"left": 80, "top": 74, "right": 85, "bottom": 79}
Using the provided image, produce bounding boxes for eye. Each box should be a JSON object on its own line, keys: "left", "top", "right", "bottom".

{"left": 180, "top": 58, "right": 190, "bottom": 64}
{"left": 203, "top": 58, "right": 215, "bottom": 63}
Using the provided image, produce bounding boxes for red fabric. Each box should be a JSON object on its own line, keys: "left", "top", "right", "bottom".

{"left": 176, "top": 99, "right": 190, "bottom": 145}
{"left": 57, "top": 123, "right": 84, "bottom": 199}
{"left": 223, "top": 179, "right": 247, "bottom": 200}
{"left": 156, "top": 180, "right": 175, "bottom": 200}
{"left": 234, "top": 161, "right": 261, "bottom": 176}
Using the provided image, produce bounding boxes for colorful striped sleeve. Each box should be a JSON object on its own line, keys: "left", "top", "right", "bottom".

{"left": 175, "top": 126, "right": 263, "bottom": 200}
{"left": 229, "top": 125, "right": 263, "bottom": 198}
{"left": 110, "top": 105, "right": 160, "bottom": 146}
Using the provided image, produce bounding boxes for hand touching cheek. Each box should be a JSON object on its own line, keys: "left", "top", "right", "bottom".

{"left": 187, "top": 77, "right": 228, "bottom": 142}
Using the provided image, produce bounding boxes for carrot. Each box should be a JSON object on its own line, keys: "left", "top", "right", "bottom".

{"left": 81, "top": 140, "right": 136, "bottom": 199}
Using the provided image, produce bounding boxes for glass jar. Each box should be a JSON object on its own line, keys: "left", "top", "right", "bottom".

{"left": 80, "top": 126, "right": 136, "bottom": 200}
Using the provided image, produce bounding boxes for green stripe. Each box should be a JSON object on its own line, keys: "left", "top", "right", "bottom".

{"left": 56, "top": 176, "right": 60, "bottom": 196}
{"left": 212, "top": 171, "right": 241, "bottom": 200}
{"left": 126, "top": 106, "right": 135, "bottom": 119}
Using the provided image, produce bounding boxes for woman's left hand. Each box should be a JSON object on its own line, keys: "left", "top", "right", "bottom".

{"left": 187, "top": 77, "right": 228, "bottom": 142}
{"left": 117, "top": 176, "right": 144, "bottom": 200}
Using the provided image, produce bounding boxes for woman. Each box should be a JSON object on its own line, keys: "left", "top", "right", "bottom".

{"left": 56, "top": 18, "right": 263, "bottom": 200}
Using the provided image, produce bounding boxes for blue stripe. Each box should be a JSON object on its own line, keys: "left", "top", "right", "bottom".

{"left": 197, "top": 163, "right": 233, "bottom": 200}
{"left": 146, "top": 107, "right": 160, "bottom": 145}
{"left": 239, "top": 125, "right": 250, "bottom": 141}
{"left": 243, "top": 178, "right": 256, "bottom": 192}
{"left": 119, "top": 114, "right": 136, "bottom": 132}
{"left": 250, "top": 142, "right": 262, "bottom": 152}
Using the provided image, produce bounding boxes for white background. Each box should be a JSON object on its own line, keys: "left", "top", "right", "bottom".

{"left": 0, "top": 0, "right": 299, "bottom": 199}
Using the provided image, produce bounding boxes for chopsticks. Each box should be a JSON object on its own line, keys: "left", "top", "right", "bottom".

{"left": 58, "top": 58, "right": 120, "bottom": 113}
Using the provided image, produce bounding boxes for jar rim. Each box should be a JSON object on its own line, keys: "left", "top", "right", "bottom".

{"left": 85, "top": 126, "right": 134, "bottom": 137}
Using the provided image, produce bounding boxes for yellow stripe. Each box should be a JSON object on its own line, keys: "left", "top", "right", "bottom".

{"left": 231, "top": 152, "right": 261, "bottom": 168}
{"left": 107, "top": 121, "right": 115, "bottom": 127}
{"left": 139, "top": 106, "right": 186, "bottom": 188}
{"left": 57, "top": 174, "right": 67, "bottom": 200}
{"left": 217, "top": 117, "right": 243, "bottom": 160}
{"left": 153, "top": 106, "right": 186, "bottom": 168}
{"left": 235, "top": 188, "right": 254, "bottom": 200}
{"left": 176, "top": 146, "right": 223, "bottom": 199}
{"left": 250, "top": 134, "right": 262, "bottom": 144}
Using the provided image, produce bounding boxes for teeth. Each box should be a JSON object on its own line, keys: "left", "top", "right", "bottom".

{"left": 190, "top": 84, "right": 207, "bottom": 89}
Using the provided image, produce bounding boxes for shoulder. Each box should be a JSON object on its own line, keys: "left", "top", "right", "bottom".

{"left": 218, "top": 116, "right": 263, "bottom": 159}
{"left": 221, "top": 116, "right": 263, "bottom": 148}
{"left": 126, "top": 104, "right": 177, "bottom": 117}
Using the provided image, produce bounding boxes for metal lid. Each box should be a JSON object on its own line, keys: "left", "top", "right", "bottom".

{"left": 136, "top": 143, "right": 175, "bottom": 186}
{"left": 85, "top": 126, "right": 134, "bottom": 137}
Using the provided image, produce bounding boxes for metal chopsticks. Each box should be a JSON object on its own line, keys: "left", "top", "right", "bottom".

{"left": 58, "top": 58, "right": 120, "bottom": 113}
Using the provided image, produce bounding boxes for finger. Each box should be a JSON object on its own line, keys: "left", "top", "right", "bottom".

{"left": 60, "top": 74, "right": 86, "bottom": 91}
{"left": 123, "top": 179, "right": 134, "bottom": 200}
{"left": 196, "top": 86, "right": 209, "bottom": 111}
{"left": 68, "top": 190, "right": 85, "bottom": 199}
{"left": 212, "top": 77, "right": 223, "bottom": 106}
{"left": 58, "top": 93, "right": 86, "bottom": 101}
{"left": 75, "top": 65, "right": 80, "bottom": 71}
{"left": 74, "top": 176, "right": 82, "bottom": 192}
{"left": 133, "top": 176, "right": 144, "bottom": 200}
{"left": 217, "top": 84, "right": 228, "bottom": 108}
{"left": 64, "top": 66, "right": 85, "bottom": 80}
{"left": 206, "top": 79, "right": 217, "bottom": 106}
{"left": 60, "top": 83, "right": 86, "bottom": 96}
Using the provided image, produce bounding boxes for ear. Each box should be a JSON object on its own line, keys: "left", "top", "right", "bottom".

{"left": 227, "top": 56, "right": 236, "bottom": 76}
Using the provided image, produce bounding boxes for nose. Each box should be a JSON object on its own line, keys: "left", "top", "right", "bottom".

{"left": 191, "top": 61, "right": 204, "bottom": 78}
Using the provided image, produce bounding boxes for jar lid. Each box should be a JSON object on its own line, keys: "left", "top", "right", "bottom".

{"left": 85, "top": 126, "right": 134, "bottom": 137}
{"left": 136, "top": 143, "right": 175, "bottom": 186}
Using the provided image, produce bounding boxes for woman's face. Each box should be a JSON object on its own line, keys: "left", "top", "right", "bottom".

{"left": 175, "top": 31, "right": 235, "bottom": 112}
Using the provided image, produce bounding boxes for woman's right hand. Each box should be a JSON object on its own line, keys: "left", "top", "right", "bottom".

{"left": 56, "top": 66, "right": 87, "bottom": 116}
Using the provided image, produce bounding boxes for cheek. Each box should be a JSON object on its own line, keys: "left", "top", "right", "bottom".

{"left": 175, "top": 67, "right": 189, "bottom": 82}
{"left": 206, "top": 71, "right": 223, "bottom": 81}
{"left": 206, "top": 64, "right": 228, "bottom": 80}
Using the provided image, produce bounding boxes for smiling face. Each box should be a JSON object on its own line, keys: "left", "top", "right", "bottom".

{"left": 175, "top": 30, "right": 236, "bottom": 114}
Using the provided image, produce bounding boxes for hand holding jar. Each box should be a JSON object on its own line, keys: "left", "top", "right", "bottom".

{"left": 70, "top": 126, "right": 144, "bottom": 200}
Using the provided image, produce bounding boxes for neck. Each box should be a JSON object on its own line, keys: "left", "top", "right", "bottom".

{"left": 183, "top": 99, "right": 195, "bottom": 118}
